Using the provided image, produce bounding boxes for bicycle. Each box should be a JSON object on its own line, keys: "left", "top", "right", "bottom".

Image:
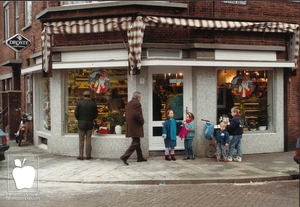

{"left": 201, "top": 119, "right": 218, "bottom": 158}
{"left": 15, "top": 111, "right": 31, "bottom": 147}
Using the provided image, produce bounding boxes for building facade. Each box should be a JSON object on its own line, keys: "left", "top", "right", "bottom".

{"left": 0, "top": 1, "right": 299, "bottom": 158}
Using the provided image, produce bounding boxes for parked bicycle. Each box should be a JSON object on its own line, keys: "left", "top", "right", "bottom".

{"left": 201, "top": 119, "right": 218, "bottom": 158}
{"left": 15, "top": 112, "right": 32, "bottom": 147}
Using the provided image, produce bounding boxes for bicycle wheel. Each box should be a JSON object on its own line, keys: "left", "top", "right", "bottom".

{"left": 205, "top": 144, "right": 216, "bottom": 158}
{"left": 18, "top": 130, "right": 23, "bottom": 147}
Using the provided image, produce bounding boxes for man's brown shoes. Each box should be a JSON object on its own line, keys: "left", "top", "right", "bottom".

{"left": 120, "top": 156, "right": 129, "bottom": 165}
{"left": 77, "top": 156, "right": 84, "bottom": 160}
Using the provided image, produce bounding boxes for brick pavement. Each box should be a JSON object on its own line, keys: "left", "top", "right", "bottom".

{"left": 0, "top": 140, "right": 299, "bottom": 185}
{"left": 0, "top": 180, "right": 298, "bottom": 207}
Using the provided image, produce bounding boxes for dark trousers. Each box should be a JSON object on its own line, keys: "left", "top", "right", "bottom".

{"left": 78, "top": 128, "right": 92, "bottom": 157}
{"left": 121, "top": 137, "right": 143, "bottom": 161}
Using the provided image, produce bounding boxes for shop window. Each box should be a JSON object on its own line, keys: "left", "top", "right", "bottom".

{"left": 217, "top": 69, "right": 271, "bottom": 132}
{"left": 41, "top": 77, "right": 51, "bottom": 131}
{"left": 25, "top": 75, "right": 33, "bottom": 114}
{"left": 67, "top": 68, "right": 127, "bottom": 135}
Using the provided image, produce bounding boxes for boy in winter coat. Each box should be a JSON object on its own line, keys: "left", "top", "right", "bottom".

{"left": 214, "top": 121, "right": 230, "bottom": 162}
{"left": 226, "top": 107, "right": 244, "bottom": 162}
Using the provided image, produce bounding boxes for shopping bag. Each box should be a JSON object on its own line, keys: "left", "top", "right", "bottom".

{"left": 204, "top": 122, "right": 214, "bottom": 140}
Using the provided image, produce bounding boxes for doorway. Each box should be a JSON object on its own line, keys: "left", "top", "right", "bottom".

{"left": 148, "top": 66, "right": 192, "bottom": 150}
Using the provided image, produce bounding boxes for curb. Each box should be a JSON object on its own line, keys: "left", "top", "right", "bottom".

{"left": 30, "top": 173, "right": 299, "bottom": 185}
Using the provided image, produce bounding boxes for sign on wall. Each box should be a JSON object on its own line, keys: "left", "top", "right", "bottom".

{"left": 5, "top": 34, "right": 31, "bottom": 52}
{"left": 221, "top": 1, "right": 247, "bottom": 5}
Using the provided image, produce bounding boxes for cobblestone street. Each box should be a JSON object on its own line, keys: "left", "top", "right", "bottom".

{"left": 0, "top": 180, "right": 298, "bottom": 207}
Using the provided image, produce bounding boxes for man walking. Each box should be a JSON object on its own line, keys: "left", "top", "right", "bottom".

{"left": 75, "top": 91, "right": 98, "bottom": 160}
{"left": 120, "top": 91, "right": 147, "bottom": 165}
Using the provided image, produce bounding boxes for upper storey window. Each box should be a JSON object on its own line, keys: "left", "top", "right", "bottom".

{"left": 61, "top": 1, "right": 117, "bottom": 5}
{"left": 4, "top": 3, "right": 9, "bottom": 40}
{"left": 25, "top": 1, "right": 32, "bottom": 26}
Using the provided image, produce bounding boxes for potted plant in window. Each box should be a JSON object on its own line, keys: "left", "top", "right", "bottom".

{"left": 257, "top": 104, "right": 270, "bottom": 131}
{"left": 106, "top": 112, "right": 126, "bottom": 134}
{"left": 248, "top": 119, "right": 257, "bottom": 131}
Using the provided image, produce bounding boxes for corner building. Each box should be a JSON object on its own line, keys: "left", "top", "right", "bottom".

{"left": 0, "top": 1, "right": 299, "bottom": 158}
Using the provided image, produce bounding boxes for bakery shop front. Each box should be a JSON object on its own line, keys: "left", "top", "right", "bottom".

{"left": 24, "top": 14, "right": 298, "bottom": 158}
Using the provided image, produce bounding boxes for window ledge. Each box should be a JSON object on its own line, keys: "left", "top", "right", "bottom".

{"left": 22, "top": 24, "right": 32, "bottom": 31}
{"left": 37, "top": 1, "right": 187, "bottom": 19}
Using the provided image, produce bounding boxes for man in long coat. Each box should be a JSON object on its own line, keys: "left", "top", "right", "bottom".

{"left": 120, "top": 91, "right": 147, "bottom": 165}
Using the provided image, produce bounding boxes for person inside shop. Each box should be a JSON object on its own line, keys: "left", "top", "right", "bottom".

{"left": 165, "top": 86, "right": 175, "bottom": 114}
{"left": 170, "top": 85, "right": 184, "bottom": 134}
{"left": 217, "top": 84, "right": 234, "bottom": 120}
{"left": 170, "top": 85, "right": 183, "bottom": 120}
{"left": 259, "top": 90, "right": 267, "bottom": 108}
{"left": 108, "top": 88, "right": 125, "bottom": 113}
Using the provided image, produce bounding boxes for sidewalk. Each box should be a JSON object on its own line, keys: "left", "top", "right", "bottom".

{"left": 0, "top": 140, "right": 299, "bottom": 185}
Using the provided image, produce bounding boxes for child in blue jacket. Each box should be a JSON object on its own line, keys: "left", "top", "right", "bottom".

{"left": 162, "top": 110, "right": 182, "bottom": 161}
{"left": 181, "top": 112, "right": 195, "bottom": 160}
{"left": 214, "top": 121, "right": 230, "bottom": 162}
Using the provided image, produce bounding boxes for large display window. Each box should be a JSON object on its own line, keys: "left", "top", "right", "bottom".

{"left": 217, "top": 69, "right": 271, "bottom": 131}
{"left": 41, "top": 77, "right": 51, "bottom": 131}
{"left": 67, "top": 68, "right": 127, "bottom": 134}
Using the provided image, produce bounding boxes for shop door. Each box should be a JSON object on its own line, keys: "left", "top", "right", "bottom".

{"left": 148, "top": 66, "right": 192, "bottom": 150}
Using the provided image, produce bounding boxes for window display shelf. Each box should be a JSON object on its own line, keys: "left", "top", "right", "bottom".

{"left": 235, "top": 102, "right": 259, "bottom": 129}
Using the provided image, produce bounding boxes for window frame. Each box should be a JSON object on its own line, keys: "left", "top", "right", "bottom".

{"left": 4, "top": 3, "right": 9, "bottom": 40}
{"left": 217, "top": 68, "right": 272, "bottom": 132}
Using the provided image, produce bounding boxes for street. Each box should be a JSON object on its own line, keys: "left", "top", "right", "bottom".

{"left": 0, "top": 180, "right": 299, "bottom": 207}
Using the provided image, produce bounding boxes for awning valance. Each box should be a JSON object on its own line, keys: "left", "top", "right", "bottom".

{"left": 42, "top": 15, "right": 299, "bottom": 75}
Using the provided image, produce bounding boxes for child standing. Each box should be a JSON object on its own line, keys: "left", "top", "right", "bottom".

{"left": 226, "top": 106, "right": 244, "bottom": 162}
{"left": 214, "top": 121, "right": 230, "bottom": 162}
{"left": 180, "top": 112, "right": 195, "bottom": 160}
{"left": 162, "top": 110, "right": 180, "bottom": 161}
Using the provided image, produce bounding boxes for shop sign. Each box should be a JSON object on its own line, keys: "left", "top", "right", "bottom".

{"left": 221, "top": 1, "right": 247, "bottom": 5}
{"left": 5, "top": 33, "right": 31, "bottom": 52}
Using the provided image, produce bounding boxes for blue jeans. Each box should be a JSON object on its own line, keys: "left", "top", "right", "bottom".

{"left": 184, "top": 139, "right": 194, "bottom": 157}
{"left": 228, "top": 135, "right": 242, "bottom": 157}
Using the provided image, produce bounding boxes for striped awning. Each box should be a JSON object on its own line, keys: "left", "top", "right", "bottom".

{"left": 42, "top": 15, "right": 299, "bottom": 74}
{"left": 42, "top": 17, "right": 133, "bottom": 74}
{"left": 142, "top": 16, "right": 299, "bottom": 69}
